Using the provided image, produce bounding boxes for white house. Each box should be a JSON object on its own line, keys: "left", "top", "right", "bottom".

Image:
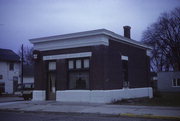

{"left": 157, "top": 71, "right": 180, "bottom": 92}
{"left": 0, "top": 48, "right": 20, "bottom": 94}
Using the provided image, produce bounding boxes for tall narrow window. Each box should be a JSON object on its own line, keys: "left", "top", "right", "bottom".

{"left": 0, "top": 75, "right": 3, "bottom": 79}
{"left": 9, "top": 63, "right": 14, "bottom": 70}
{"left": 49, "top": 62, "right": 56, "bottom": 71}
{"left": 172, "top": 78, "right": 180, "bottom": 87}
{"left": 122, "top": 60, "right": 128, "bottom": 81}
{"left": 83, "top": 59, "right": 89, "bottom": 68}
{"left": 76, "top": 60, "right": 81, "bottom": 69}
{"left": 122, "top": 55, "right": 129, "bottom": 88}
{"left": 177, "top": 79, "right": 180, "bottom": 86}
{"left": 0, "top": 83, "right": 5, "bottom": 93}
{"left": 68, "top": 60, "right": 74, "bottom": 69}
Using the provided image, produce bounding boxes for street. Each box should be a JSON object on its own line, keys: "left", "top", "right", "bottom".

{"left": 0, "top": 111, "right": 178, "bottom": 121}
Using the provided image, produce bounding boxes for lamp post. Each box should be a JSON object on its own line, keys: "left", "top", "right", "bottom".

{"left": 21, "top": 44, "right": 24, "bottom": 92}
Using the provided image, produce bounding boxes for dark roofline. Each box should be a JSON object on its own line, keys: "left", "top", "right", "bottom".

{"left": 0, "top": 48, "right": 20, "bottom": 62}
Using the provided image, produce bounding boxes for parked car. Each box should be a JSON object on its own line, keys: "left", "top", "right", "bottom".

{"left": 15, "top": 83, "right": 34, "bottom": 100}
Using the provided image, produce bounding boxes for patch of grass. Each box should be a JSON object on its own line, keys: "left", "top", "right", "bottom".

{"left": 113, "top": 92, "right": 180, "bottom": 107}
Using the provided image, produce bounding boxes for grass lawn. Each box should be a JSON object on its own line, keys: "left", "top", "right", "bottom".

{"left": 113, "top": 92, "right": 180, "bottom": 107}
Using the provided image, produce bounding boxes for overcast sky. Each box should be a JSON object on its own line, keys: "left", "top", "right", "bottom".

{"left": 0, "top": 0, "right": 180, "bottom": 53}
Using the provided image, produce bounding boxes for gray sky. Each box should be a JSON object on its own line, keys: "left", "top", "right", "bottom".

{"left": 0, "top": 0, "right": 180, "bottom": 53}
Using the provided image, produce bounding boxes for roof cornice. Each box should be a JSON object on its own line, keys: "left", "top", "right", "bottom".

{"left": 29, "top": 29, "right": 152, "bottom": 50}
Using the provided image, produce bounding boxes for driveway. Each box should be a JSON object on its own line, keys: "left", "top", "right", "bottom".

{"left": 0, "top": 96, "right": 24, "bottom": 103}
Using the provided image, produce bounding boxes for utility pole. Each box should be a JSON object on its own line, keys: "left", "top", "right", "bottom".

{"left": 21, "top": 44, "right": 24, "bottom": 91}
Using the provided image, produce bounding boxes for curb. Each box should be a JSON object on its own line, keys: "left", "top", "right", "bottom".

{"left": 119, "top": 113, "right": 180, "bottom": 120}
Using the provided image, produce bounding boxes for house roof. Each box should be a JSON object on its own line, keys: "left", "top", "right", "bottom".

{"left": 30, "top": 29, "right": 152, "bottom": 50}
{"left": 0, "top": 48, "right": 20, "bottom": 62}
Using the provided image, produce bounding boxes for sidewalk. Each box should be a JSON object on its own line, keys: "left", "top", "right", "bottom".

{"left": 0, "top": 101, "right": 180, "bottom": 119}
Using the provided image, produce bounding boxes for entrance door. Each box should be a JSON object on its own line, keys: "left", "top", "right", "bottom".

{"left": 47, "top": 72, "right": 56, "bottom": 100}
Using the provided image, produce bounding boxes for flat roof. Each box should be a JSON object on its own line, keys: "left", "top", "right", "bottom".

{"left": 29, "top": 29, "right": 152, "bottom": 50}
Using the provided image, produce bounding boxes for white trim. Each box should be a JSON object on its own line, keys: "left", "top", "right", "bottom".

{"left": 56, "top": 87, "right": 153, "bottom": 103}
{"left": 32, "top": 34, "right": 109, "bottom": 51}
{"left": 146, "top": 50, "right": 151, "bottom": 56}
{"left": 172, "top": 78, "right": 180, "bottom": 87}
{"left": 43, "top": 52, "right": 92, "bottom": 60}
{"left": 32, "top": 90, "right": 46, "bottom": 101}
{"left": 121, "top": 55, "right": 128, "bottom": 60}
{"left": 30, "top": 29, "right": 108, "bottom": 43}
{"left": 29, "top": 29, "right": 152, "bottom": 50}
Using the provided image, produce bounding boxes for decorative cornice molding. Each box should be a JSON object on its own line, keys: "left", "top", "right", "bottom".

{"left": 43, "top": 52, "right": 92, "bottom": 60}
{"left": 29, "top": 29, "right": 152, "bottom": 51}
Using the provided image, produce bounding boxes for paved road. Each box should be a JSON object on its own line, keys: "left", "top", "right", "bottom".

{"left": 1, "top": 101, "right": 180, "bottom": 119}
{"left": 0, "top": 111, "right": 178, "bottom": 121}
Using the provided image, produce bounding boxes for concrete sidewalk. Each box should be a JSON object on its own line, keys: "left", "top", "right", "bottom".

{"left": 0, "top": 101, "right": 180, "bottom": 119}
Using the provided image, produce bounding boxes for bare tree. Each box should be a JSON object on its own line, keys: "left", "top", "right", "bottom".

{"left": 142, "top": 7, "right": 180, "bottom": 72}
{"left": 18, "top": 45, "right": 34, "bottom": 65}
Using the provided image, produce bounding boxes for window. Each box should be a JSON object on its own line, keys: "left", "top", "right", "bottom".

{"left": 69, "top": 72, "right": 89, "bottom": 89}
{"left": 83, "top": 59, "right": 89, "bottom": 68}
{"left": 68, "top": 60, "right": 74, "bottom": 69}
{"left": 9, "top": 63, "right": 14, "bottom": 70}
{"left": 68, "top": 58, "right": 90, "bottom": 70}
{"left": 173, "top": 79, "right": 176, "bottom": 86}
{"left": 172, "top": 78, "right": 180, "bottom": 87}
{"left": 177, "top": 79, "right": 180, "bottom": 86}
{"left": 48, "top": 62, "right": 56, "bottom": 71}
{"left": 23, "top": 83, "right": 34, "bottom": 90}
{"left": 0, "top": 83, "right": 5, "bottom": 93}
{"left": 23, "top": 84, "right": 32, "bottom": 89}
{"left": 17, "top": 84, "right": 22, "bottom": 91}
{"left": 0, "top": 75, "right": 3, "bottom": 79}
{"left": 122, "top": 60, "right": 128, "bottom": 82}
{"left": 76, "top": 60, "right": 81, "bottom": 69}
{"left": 122, "top": 55, "right": 129, "bottom": 88}
{"left": 68, "top": 58, "right": 90, "bottom": 89}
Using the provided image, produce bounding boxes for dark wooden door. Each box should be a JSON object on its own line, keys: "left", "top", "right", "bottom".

{"left": 47, "top": 72, "right": 56, "bottom": 100}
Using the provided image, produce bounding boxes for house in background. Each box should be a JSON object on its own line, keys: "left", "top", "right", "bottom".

{"left": 14, "top": 64, "right": 34, "bottom": 98}
{"left": 157, "top": 71, "right": 180, "bottom": 92}
{"left": 30, "top": 26, "right": 153, "bottom": 103}
{"left": 0, "top": 48, "right": 20, "bottom": 94}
